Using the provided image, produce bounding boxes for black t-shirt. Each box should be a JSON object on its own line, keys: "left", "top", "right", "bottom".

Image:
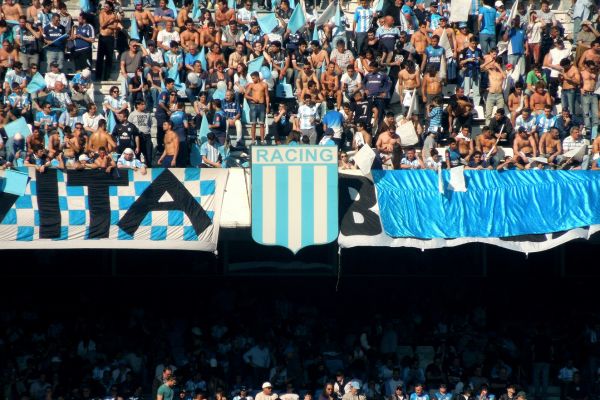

{"left": 352, "top": 99, "right": 374, "bottom": 127}
{"left": 112, "top": 123, "right": 139, "bottom": 153}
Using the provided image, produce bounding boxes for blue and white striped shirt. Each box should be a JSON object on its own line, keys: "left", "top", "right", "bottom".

{"left": 354, "top": 6, "right": 373, "bottom": 33}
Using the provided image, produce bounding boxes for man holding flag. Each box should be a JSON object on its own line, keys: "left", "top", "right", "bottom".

{"left": 42, "top": 13, "right": 66, "bottom": 72}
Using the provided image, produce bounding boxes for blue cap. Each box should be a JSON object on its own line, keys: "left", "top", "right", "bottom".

{"left": 459, "top": 22, "right": 467, "bottom": 28}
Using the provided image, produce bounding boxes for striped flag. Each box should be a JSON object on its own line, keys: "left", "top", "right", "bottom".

{"left": 251, "top": 146, "right": 338, "bottom": 253}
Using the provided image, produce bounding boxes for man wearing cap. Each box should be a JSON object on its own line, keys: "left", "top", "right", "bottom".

{"left": 42, "top": 13, "right": 66, "bottom": 72}
{"left": 255, "top": 383, "right": 278, "bottom": 400}
{"left": 342, "top": 383, "right": 365, "bottom": 400}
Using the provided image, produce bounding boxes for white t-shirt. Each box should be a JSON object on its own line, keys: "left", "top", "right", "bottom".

{"left": 82, "top": 112, "right": 106, "bottom": 132}
{"left": 341, "top": 72, "right": 362, "bottom": 97}
{"left": 44, "top": 72, "right": 67, "bottom": 90}
{"left": 297, "top": 104, "right": 318, "bottom": 130}
{"left": 157, "top": 29, "right": 180, "bottom": 47}
{"left": 237, "top": 8, "right": 256, "bottom": 24}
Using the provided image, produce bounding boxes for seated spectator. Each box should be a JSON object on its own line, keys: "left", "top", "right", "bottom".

{"left": 434, "top": 385, "right": 452, "bottom": 400}
{"left": 44, "top": 61, "right": 67, "bottom": 91}
{"left": 94, "top": 146, "right": 116, "bottom": 173}
{"left": 560, "top": 126, "right": 590, "bottom": 169}
{"left": 117, "top": 148, "right": 147, "bottom": 174}
{"left": 488, "top": 109, "right": 513, "bottom": 146}
{"left": 24, "top": 145, "right": 51, "bottom": 172}
{"left": 342, "top": 382, "right": 365, "bottom": 400}
{"left": 400, "top": 148, "right": 425, "bottom": 170}
{"left": 538, "top": 127, "right": 563, "bottom": 166}
{"left": 409, "top": 384, "right": 429, "bottom": 400}
{"left": 513, "top": 127, "right": 538, "bottom": 168}
{"left": 555, "top": 109, "right": 582, "bottom": 141}
{"left": 425, "top": 148, "right": 442, "bottom": 170}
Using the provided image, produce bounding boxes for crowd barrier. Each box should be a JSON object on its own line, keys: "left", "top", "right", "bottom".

{"left": 1, "top": 156, "right": 599, "bottom": 253}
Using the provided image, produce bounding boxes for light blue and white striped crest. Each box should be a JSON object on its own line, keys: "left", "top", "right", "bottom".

{"left": 251, "top": 146, "right": 338, "bottom": 253}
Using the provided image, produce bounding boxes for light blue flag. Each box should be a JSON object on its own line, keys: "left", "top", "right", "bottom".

{"left": 26, "top": 72, "right": 46, "bottom": 94}
{"left": 129, "top": 16, "right": 140, "bottom": 41}
{"left": 247, "top": 55, "right": 264, "bottom": 75}
{"left": 192, "top": 0, "right": 202, "bottom": 20}
{"left": 199, "top": 46, "right": 207, "bottom": 71}
{"left": 333, "top": 1, "right": 343, "bottom": 36}
{"left": 375, "top": 0, "right": 384, "bottom": 11}
{"left": 190, "top": 143, "right": 203, "bottom": 166}
{"left": 2, "top": 168, "right": 29, "bottom": 196}
{"left": 289, "top": 0, "right": 295, "bottom": 8}
{"left": 4, "top": 117, "right": 31, "bottom": 138}
{"left": 257, "top": 13, "right": 279, "bottom": 34}
{"left": 198, "top": 114, "right": 210, "bottom": 143}
{"left": 167, "top": 0, "right": 178, "bottom": 17}
{"left": 228, "top": 0, "right": 236, "bottom": 9}
{"left": 80, "top": 0, "right": 93, "bottom": 13}
{"left": 212, "top": 87, "right": 226, "bottom": 100}
{"left": 312, "top": 26, "right": 319, "bottom": 41}
{"left": 242, "top": 98, "right": 251, "bottom": 124}
{"left": 107, "top": 111, "right": 117, "bottom": 134}
{"left": 142, "top": 36, "right": 147, "bottom": 49}
{"left": 287, "top": 4, "right": 306, "bottom": 34}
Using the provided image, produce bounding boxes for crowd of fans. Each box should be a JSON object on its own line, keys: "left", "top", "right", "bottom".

{"left": 3, "top": 286, "right": 600, "bottom": 400}
{"left": 0, "top": 0, "right": 599, "bottom": 171}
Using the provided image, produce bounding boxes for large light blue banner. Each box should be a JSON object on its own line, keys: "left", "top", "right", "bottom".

{"left": 373, "top": 170, "right": 600, "bottom": 239}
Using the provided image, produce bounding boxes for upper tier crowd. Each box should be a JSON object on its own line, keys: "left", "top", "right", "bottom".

{"left": 0, "top": 0, "right": 599, "bottom": 171}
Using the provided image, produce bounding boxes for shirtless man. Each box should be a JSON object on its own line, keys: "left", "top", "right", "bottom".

{"left": 376, "top": 127, "right": 401, "bottom": 155}
{"left": 559, "top": 58, "right": 581, "bottom": 114}
{"left": 94, "top": 146, "right": 116, "bottom": 173}
{"left": 295, "top": 65, "right": 320, "bottom": 97}
{"left": 529, "top": 82, "right": 553, "bottom": 114}
{"left": 26, "top": 127, "right": 45, "bottom": 155}
{"left": 410, "top": 22, "right": 429, "bottom": 67}
{"left": 507, "top": 82, "right": 529, "bottom": 126}
{"left": 215, "top": 0, "right": 234, "bottom": 28}
{"left": 199, "top": 23, "right": 220, "bottom": 49}
{"left": 300, "top": 80, "right": 324, "bottom": 106}
{"left": 455, "top": 23, "right": 472, "bottom": 55}
{"left": 539, "top": 127, "right": 562, "bottom": 165}
{"left": 580, "top": 59, "right": 599, "bottom": 137}
{"left": 421, "top": 65, "right": 442, "bottom": 105}
{"left": 26, "top": 0, "right": 41, "bottom": 23}
{"left": 157, "top": 120, "right": 178, "bottom": 167}
{"left": 577, "top": 38, "right": 600, "bottom": 69}
{"left": 176, "top": 2, "right": 192, "bottom": 29}
{"left": 87, "top": 120, "right": 116, "bottom": 153}
{"left": 455, "top": 126, "right": 475, "bottom": 158}
{"left": 2, "top": 0, "right": 23, "bottom": 22}
{"left": 245, "top": 71, "right": 269, "bottom": 144}
{"left": 484, "top": 57, "right": 506, "bottom": 125}
{"left": 46, "top": 129, "right": 61, "bottom": 158}
{"left": 513, "top": 126, "right": 538, "bottom": 167}
{"left": 476, "top": 126, "right": 498, "bottom": 163}
{"left": 308, "top": 41, "right": 329, "bottom": 73}
{"left": 133, "top": 2, "right": 155, "bottom": 43}
{"left": 397, "top": 59, "right": 421, "bottom": 114}
{"left": 321, "top": 62, "right": 342, "bottom": 109}
{"left": 180, "top": 19, "right": 199, "bottom": 53}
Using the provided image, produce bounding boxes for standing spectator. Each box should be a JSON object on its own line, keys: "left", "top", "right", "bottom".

{"left": 13, "top": 16, "right": 42, "bottom": 70}
{"left": 244, "top": 344, "right": 272, "bottom": 383}
{"left": 353, "top": 0, "right": 374, "bottom": 54}
{"left": 385, "top": 369, "right": 404, "bottom": 398}
{"left": 42, "top": 13, "right": 66, "bottom": 71}
{"left": 96, "top": 1, "right": 122, "bottom": 81}
{"left": 157, "top": 376, "right": 177, "bottom": 400}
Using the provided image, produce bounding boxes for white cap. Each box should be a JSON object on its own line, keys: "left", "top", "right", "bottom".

{"left": 262, "top": 382, "right": 273, "bottom": 389}
{"left": 79, "top": 154, "right": 90, "bottom": 162}
{"left": 494, "top": 1, "right": 503, "bottom": 6}
{"left": 81, "top": 68, "right": 91, "bottom": 79}
{"left": 123, "top": 148, "right": 134, "bottom": 155}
